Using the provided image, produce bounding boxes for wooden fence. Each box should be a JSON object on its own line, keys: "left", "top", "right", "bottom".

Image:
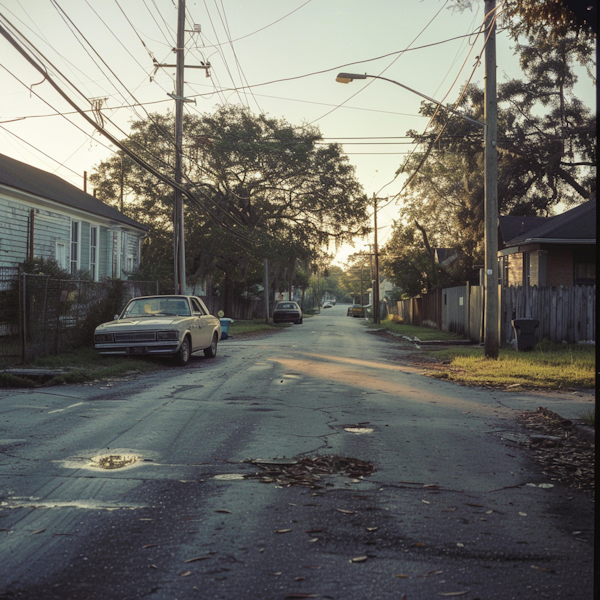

{"left": 502, "top": 285, "right": 595, "bottom": 344}
{"left": 398, "top": 284, "right": 595, "bottom": 345}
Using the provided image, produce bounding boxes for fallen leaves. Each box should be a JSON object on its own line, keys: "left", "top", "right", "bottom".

{"left": 248, "top": 455, "right": 376, "bottom": 488}
{"left": 517, "top": 408, "right": 594, "bottom": 495}
{"left": 184, "top": 556, "right": 211, "bottom": 563}
{"left": 275, "top": 529, "right": 292, "bottom": 534}
{"left": 437, "top": 592, "right": 469, "bottom": 597}
{"left": 335, "top": 508, "right": 356, "bottom": 515}
{"left": 350, "top": 556, "right": 368, "bottom": 563}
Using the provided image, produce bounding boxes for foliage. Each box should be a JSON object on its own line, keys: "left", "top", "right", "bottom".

{"left": 338, "top": 253, "right": 372, "bottom": 303}
{"left": 20, "top": 257, "right": 71, "bottom": 278}
{"left": 449, "top": 0, "right": 596, "bottom": 41}
{"left": 90, "top": 106, "right": 370, "bottom": 313}
{"left": 383, "top": 28, "right": 595, "bottom": 296}
{"left": 72, "top": 279, "right": 126, "bottom": 348}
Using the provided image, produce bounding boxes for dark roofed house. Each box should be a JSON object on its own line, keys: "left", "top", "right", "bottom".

{"left": 0, "top": 153, "right": 148, "bottom": 279}
{"left": 498, "top": 199, "right": 596, "bottom": 288}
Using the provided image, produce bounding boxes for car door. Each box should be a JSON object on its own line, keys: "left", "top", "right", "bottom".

{"left": 191, "top": 297, "right": 212, "bottom": 350}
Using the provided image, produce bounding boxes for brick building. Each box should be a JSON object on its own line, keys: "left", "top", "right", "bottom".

{"left": 498, "top": 198, "right": 596, "bottom": 288}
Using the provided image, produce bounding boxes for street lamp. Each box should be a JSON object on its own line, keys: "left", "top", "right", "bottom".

{"left": 336, "top": 13, "right": 499, "bottom": 360}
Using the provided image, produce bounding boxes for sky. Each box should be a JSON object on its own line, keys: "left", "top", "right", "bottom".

{"left": 0, "top": 0, "right": 596, "bottom": 267}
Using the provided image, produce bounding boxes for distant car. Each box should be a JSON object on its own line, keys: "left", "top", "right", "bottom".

{"left": 322, "top": 301, "right": 333, "bottom": 309}
{"left": 94, "top": 295, "right": 221, "bottom": 366}
{"left": 273, "top": 301, "right": 303, "bottom": 324}
{"left": 351, "top": 305, "right": 366, "bottom": 318}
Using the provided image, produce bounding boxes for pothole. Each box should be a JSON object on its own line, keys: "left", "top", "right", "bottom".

{"left": 90, "top": 454, "right": 140, "bottom": 470}
{"left": 246, "top": 455, "right": 376, "bottom": 488}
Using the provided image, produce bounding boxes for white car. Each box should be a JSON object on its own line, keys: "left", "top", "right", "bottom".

{"left": 322, "top": 301, "right": 333, "bottom": 309}
{"left": 94, "top": 295, "right": 221, "bottom": 365}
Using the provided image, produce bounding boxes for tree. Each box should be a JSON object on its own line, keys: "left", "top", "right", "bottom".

{"left": 91, "top": 106, "right": 370, "bottom": 313}
{"left": 384, "top": 22, "right": 595, "bottom": 293}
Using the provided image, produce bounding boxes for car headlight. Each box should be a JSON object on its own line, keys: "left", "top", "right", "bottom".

{"left": 157, "top": 330, "right": 178, "bottom": 340}
{"left": 94, "top": 333, "right": 114, "bottom": 343}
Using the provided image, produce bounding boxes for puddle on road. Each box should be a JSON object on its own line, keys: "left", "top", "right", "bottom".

{"left": 213, "top": 473, "right": 245, "bottom": 481}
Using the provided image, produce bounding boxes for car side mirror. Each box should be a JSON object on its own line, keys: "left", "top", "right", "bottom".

{"left": 113, "top": 314, "right": 120, "bottom": 321}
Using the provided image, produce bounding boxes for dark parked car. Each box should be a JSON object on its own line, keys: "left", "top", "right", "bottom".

{"left": 273, "top": 301, "right": 303, "bottom": 324}
{"left": 351, "top": 305, "right": 366, "bottom": 318}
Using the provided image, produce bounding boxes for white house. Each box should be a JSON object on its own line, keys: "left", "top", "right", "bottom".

{"left": 0, "top": 153, "right": 148, "bottom": 279}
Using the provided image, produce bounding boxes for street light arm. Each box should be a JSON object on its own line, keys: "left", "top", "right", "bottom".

{"left": 335, "top": 71, "right": 484, "bottom": 128}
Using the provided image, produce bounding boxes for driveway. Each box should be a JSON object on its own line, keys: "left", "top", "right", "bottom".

{"left": 0, "top": 304, "right": 593, "bottom": 599}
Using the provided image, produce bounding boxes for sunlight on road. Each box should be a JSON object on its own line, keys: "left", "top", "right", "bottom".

{"left": 270, "top": 354, "right": 493, "bottom": 415}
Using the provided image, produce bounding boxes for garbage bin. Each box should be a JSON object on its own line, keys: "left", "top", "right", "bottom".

{"left": 511, "top": 318, "right": 539, "bottom": 351}
{"left": 219, "top": 318, "right": 234, "bottom": 340}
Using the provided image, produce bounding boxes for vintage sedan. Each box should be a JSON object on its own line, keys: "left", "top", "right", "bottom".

{"left": 272, "top": 301, "right": 303, "bottom": 324}
{"left": 94, "top": 295, "right": 221, "bottom": 365}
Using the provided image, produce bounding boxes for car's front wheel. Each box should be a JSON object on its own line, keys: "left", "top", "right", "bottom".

{"left": 176, "top": 336, "right": 191, "bottom": 366}
{"left": 204, "top": 332, "right": 218, "bottom": 358}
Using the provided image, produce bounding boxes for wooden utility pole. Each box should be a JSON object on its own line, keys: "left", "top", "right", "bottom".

{"left": 264, "top": 259, "right": 270, "bottom": 323}
{"left": 372, "top": 194, "right": 380, "bottom": 324}
{"left": 155, "top": 2, "right": 210, "bottom": 294}
{"left": 173, "top": 0, "right": 186, "bottom": 294}
{"left": 484, "top": 0, "right": 499, "bottom": 358}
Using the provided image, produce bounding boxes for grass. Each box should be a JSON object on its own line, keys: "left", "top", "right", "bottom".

{"left": 428, "top": 341, "right": 595, "bottom": 390}
{"left": 581, "top": 408, "right": 595, "bottom": 426}
{"left": 374, "top": 317, "right": 465, "bottom": 341}
{"left": 227, "top": 319, "right": 291, "bottom": 335}
{"left": 0, "top": 346, "right": 158, "bottom": 388}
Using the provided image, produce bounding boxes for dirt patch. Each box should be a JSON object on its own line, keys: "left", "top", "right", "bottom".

{"left": 516, "top": 407, "right": 594, "bottom": 497}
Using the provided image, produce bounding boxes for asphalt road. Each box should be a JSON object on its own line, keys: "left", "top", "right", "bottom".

{"left": 0, "top": 304, "right": 593, "bottom": 599}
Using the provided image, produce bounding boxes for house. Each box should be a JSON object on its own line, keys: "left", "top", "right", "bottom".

{"left": 498, "top": 198, "right": 596, "bottom": 287}
{"left": 0, "top": 153, "right": 148, "bottom": 279}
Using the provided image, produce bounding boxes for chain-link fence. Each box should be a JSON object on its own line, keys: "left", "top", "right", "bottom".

{"left": 0, "top": 271, "right": 158, "bottom": 366}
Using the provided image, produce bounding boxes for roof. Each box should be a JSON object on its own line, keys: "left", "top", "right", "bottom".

{"left": 0, "top": 153, "right": 148, "bottom": 231}
{"left": 499, "top": 199, "right": 596, "bottom": 247}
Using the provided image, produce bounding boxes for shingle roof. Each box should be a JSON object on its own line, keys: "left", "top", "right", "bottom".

{"left": 499, "top": 199, "right": 596, "bottom": 247}
{"left": 0, "top": 153, "right": 148, "bottom": 231}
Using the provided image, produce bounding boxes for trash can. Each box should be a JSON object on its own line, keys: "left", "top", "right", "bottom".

{"left": 511, "top": 318, "right": 539, "bottom": 351}
{"left": 219, "top": 318, "right": 234, "bottom": 340}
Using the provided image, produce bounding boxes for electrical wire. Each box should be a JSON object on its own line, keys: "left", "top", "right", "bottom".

{"left": 0, "top": 123, "right": 84, "bottom": 179}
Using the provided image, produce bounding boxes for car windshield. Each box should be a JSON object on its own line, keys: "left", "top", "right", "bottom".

{"left": 276, "top": 303, "right": 297, "bottom": 310}
{"left": 123, "top": 297, "right": 191, "bottom": 318}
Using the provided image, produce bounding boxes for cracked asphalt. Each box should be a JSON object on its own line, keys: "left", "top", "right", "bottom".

{"left": 0, "top": 304, "right": 594, "bottom": 599}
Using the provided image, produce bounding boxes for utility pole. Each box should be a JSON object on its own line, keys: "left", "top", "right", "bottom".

{"left": 484, "top": 0, "right": 499, "bottom": 358}
{"left": 264, "top": 259, "right": 269, "bottom": 323}
{"left": 154, "top": 2, "right": 210, "bottom": 294}
{"left": 173, "top": 0, "right": 186, "bottom": 294}
{"left": 372, "top": 194, "right": 380, "bottom": 324}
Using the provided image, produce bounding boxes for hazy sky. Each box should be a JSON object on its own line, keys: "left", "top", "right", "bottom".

{"left": 0, "top": 1, "right": 595, "bottom": 265}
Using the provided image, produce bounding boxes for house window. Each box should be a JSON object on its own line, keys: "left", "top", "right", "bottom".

{"left": 89, "top": 226, "right": 98, "bottom": 281}
{"left": 70, "top": 221, "right": 80, "bottom": 275}
{"left": 56, "top": 241, "right": 67, "bottom": 271}
{"left": 573, "top": 247, "right": 596, "bottom": 285}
